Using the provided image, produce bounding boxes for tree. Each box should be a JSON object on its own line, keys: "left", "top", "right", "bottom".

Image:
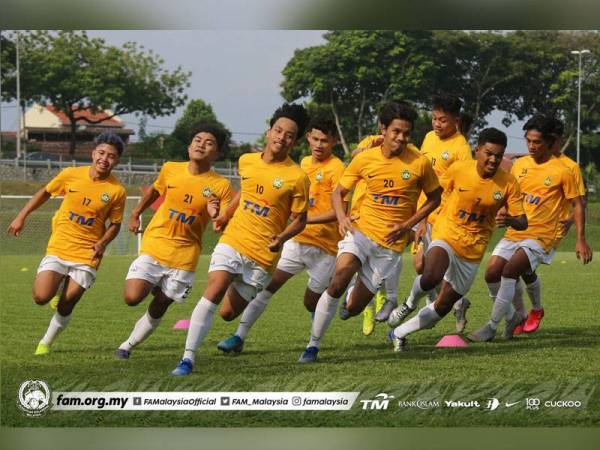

{"left": 171, "top": 99, "right": 232, "bottom": 158}
{"left": 1, "top": 31, "right": 190, "bottom": 155}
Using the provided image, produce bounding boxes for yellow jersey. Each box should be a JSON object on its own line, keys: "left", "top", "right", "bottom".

{"left": 504, "top": 155, "right": 580, "bottom": 251}
{"left": 45, "top": 166, "right": 126, "bottom": 268}
{"left": 140, "top": 162, "right": 232, "bottom": 272}
{"left": 432, "top": 160, "right": 524, "bottom": 261}
{"left": 556, "top": 153, "right": 586, "bottom": 240}
{"left": 339, "top": 146, "right": 439, "bottom": 252}
{"left": 293, "top": 155, "right": 346, "bottom": 255}
{"left": 219, "top": 152, "right": 310, "bottom": 271}
{"left": 418, "top": 130, "right": 472, "bottom": 225}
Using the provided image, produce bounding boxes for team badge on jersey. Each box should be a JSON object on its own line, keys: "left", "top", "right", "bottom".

{"left": 493, "top": 191, "right": 502, "bottom": 201}
{"left": 202, "top": 187, "right": 212, "bottom": 197}
{"left": 272, "top": 178, "right": 283, "bottom": 189}
{"left": 441, "top": 151, "right": 450, "bottom": 160}
{"left": 315, "top": 171, "right": 323, "bottom": 183}
{"left": 101, "top": 193, "right": 110, "bottom": 203}
{"left": 402, "top": 170, "right": 411, "bottom": 180}
{"left": 544, "top": 176, "right": 552, "bottom": 186}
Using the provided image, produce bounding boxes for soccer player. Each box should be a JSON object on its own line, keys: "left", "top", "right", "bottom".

{"left": 6, "top": 132, "right": 126, "bottom": 355}
{"left": 468, "top": 115, "right": 592, "bottom": 342}
{"left": 298, "top": 101, "right": 442, "bottom": 363}
{"left": 171, "top": 103, "right": 310, "bottom": 375}
{"left": 115, "top": 124, "right": 232, "bottom": 359}
{"left": 387, "top": 128, "right": 527, "bottom": 351}
{"left": 215, "top": 116, "right": 344, "bottom": 353}
{"left": 512, "top": 117, "right": 587, "bottom": 334}
{"left": 394, "top": 93, "right": 474, "bottom": 332}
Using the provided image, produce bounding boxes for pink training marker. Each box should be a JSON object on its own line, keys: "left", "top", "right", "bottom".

{"left": 436, "top": 334, "right": 469, "bottom": 348}
{"left": 173, "top": 320, "right": 190, "bottom": 330}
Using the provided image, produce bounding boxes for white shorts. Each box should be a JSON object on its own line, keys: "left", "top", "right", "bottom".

{"left": 37, "top": 255, "right": 96, "bottom": 290}
{"left": 337, "top": 230, "right": 402, "bottom": 294}
{"left": 491, "top": 238, "right": 555, "bottom": 273}
{"left": 428, "top": 240, "right": 480, "bottom": 296}
{"left": 276, "top": 240, "right": 336, "bottom": 293}
{"left": 126, "top": 254, "right": 195, "bottom": 302}
{"left": 209, "top": 243, "right": 271, "bottom": 302}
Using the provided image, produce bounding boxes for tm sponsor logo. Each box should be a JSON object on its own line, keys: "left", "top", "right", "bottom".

{"left": 360, "top": 393, "right": 395, "bottom": 410}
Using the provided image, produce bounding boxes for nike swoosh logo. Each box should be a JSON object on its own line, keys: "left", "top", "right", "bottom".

{"left": 68, "top": 189, "right": 78, "bottom": 193}
{"left": 167, "top": 185, "right": 177, "bottom": 189}
{"left": 241, "top": 177, "right": 250, "bottom": 180}
{"left": 458, "top": 188, "right": 468, "bottom": 192}
{"left": 505, "top": 401, "right": 520, "bottom": 407}
{"left": 367, "top": 175, "right": 375, "bottom": 178}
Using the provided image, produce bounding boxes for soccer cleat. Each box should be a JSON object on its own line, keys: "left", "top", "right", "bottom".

{"left": 298, "top": 346, "right": 319, "bottom": 363}
{"left": 34, "top": 342, "right": 50, "bottom": 356}
{"left": 217, "top": 334, "right": 244, "bottom": 354}
{"left": 375, "top": 300, "right": 397, "bottom": 322}
{"left": 454, "top": 298, "right": 471, "bottom": 334}
{"left": 503, "top": 313, "right": 526, "bottom": 340}
{"left": 362, "top": 303, "right": 375, "bottom": 336}
{"left": 387, "top": 302, "right": 415, "bottom": 328}
{"left": 513, "top": 322, "right": 525, "bottom": 335}
{"left": 115, "top": 348, "right": 130, "bottom": 359}
{"left": 49, "top": 295, "right": 59, "bottom": 310}
{"left": 374, "top": 290, "right": 386, "bottom": 313}
{"left": 338, "top": 301, "right": 351, "bottom": 320}
{"left": 467, "top": 323, "right": 497, "bottom": 342}
{"left": 171, "top": 358, "right": 194, "bottom": 376}
{"left": 388, "top": 330, "right": 408, "bottom": 352}
{"left": 523, "top": 308, "right": 545, "bottom": 333}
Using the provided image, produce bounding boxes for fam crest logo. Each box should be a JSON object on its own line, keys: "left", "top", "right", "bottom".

{"left": 17, "top": 380, "right": 51, "bottom": 416}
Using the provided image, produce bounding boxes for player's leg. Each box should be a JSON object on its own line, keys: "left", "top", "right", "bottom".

{"left": 123, "top": 279, "right": 154, "bottom": 306}
{"left": 521, "top": 271, "right": 544, "bottom": 333}
{"left": 300, "top": 252, "right": 360, "bottom": 363}
{"left": 32, "top": 260, "right": 68, "bottom": 305}
{"left": 374, "top": 256, "right": 403, "bottom": 322}
{"left": 389, "top": 245, "right": 449, "bottom": 327}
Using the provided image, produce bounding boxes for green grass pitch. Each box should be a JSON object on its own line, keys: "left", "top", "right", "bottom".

{"left": 1, "top": 205, "right": 599, "bottom": 427}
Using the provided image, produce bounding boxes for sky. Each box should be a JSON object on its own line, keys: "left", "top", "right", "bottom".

{"left": 0, "top": 30, "right": 527, "bottom": 153}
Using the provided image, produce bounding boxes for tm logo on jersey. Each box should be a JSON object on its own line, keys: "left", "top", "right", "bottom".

{"left": 168, "top": 208, "right": 196, "bottom": 225}
{"left": 458, "top": 210, "right": 486, "bottom": 223}
{"left": 522, "top": 193, "right": 541, "bottom": 205}
{"left": 372, "top": 193, "right": 401, "bottom": 206}
{"left": 243, "top": 200, "right": 270, "bottom": 217}
{"left": 68, "top": 212, "right": 95, "bottom": 226}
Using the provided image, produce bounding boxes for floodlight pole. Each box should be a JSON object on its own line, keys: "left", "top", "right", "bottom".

{"left": 571, "top": 49, "right": 591, "bottom": 166}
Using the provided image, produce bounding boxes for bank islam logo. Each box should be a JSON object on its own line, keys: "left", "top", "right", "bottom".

{"left": 360, "top": 393, "right": 395, "bottom": 410}
{"left": 17, "top": 380, "right": 51, "bottom": 416}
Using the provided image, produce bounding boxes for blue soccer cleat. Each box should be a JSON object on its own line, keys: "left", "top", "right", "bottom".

{"left": 217, "top": 334, "right": 244, "bottom": 354}
{"left": 298, "top": 346, "right": 319, "bottom": 363}
{"left": 115, "top": 348, "right": 130, "bottom": 359}
{"left": 171, "top": 358, "right": 194, "bottom": 376}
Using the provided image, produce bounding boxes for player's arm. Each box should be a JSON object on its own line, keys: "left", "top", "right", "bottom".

{"left": 333, "top": 184, "right": 355, "bottom": 235}
{"left": 129, "top": 187, "right": 161, "bottom": 233}
{"left": 306, "top": 201, "right": 349, "bottom": 224}
{"left": 212, "top": 190, "right": 241, "bottom": 232}
{"left": 495, "top": 212, "right": 528, "bottom": 230}
{"left": 385, "top": 187, "right": 442, "bottom": 245}
{"left": 268, "top": 211, "right": 308, "bottom": 252}
{"left": 6, "top": 187, "right": 51, "bottom": 236}
{"left": 570, "top": 195, "right": 592, "bottom": 264}
{"left": 92, "top": 222, "right": 122, "bottom": 262}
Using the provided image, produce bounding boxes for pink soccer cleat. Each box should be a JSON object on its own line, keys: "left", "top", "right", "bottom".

{"left": 523, "top": 308, "right": 544, "bottom": 333}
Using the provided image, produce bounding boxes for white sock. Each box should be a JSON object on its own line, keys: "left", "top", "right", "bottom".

{"left": 119, "top": 311, "right": 161, "bottom": 352}
{"left": 307, "top": 291, "right": 339, "bottom": 348}
{"left": 405, "top": 275, "right": 429, "bottom": 309}
{"left": 393, "top": 303, "right": 441, "bottom": 339}
{"left": 182, "top": 297, "right": 217, "bottom": 362}
{"left": 489, "top": 277, "right": 517, "bottom": 330}
{"left": 487, "top": 281, "right": 501, "bottom": 301}
{"left": 236, "top": 290, "right": 273, "bottom": 340}
{"left": 512, "top": 281, "right": 527, "bottom": 319}
{"left": 526, "top": 277, "right": 542, "bottom": 310}
{"left": 384, "top": 259, "right": 402, "bottom": 302}
{"left": 454, "top": 298, "right": 464, "bottom": 311}
{"left": 40, "top": 311, "right": 72, "bottom": 345}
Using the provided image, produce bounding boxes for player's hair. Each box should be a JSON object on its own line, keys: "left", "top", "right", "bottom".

{"left": 522, "top": 114, "right": 557, "bottom": 145}
{"left": 94, "top": 132, "right": 124, "bottom": 155}
{"left": 549, "top": 117, "right": 565, "bottom": 138}
{"left": 477, "top": 127, "right": 507, "bottom": 148}
{"left": 307, "top": 115, "right": 338, "bottom": 139}
{"left": 432, "top": 93, "right": 462, "bottom": 116}
{"left": 378, "top": 101, "right": 418, "bottom": 128}
{"left": 270, "top": 103, "right": 310, "bottom": 138}
{"left": 189, "top": 123, "right": 228, "bottom": 150}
